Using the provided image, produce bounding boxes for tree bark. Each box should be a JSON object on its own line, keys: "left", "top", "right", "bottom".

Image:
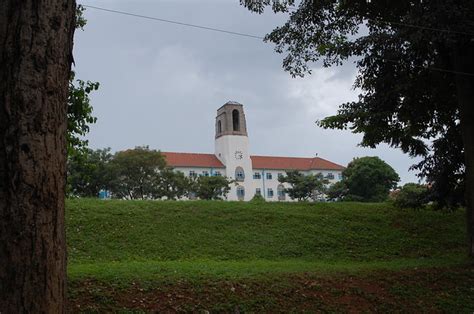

{"left": 0, "top": 0, "right": 76, "bottom": 312}
{"left": 453, "top": 42, "right": 474, "bottom": 257}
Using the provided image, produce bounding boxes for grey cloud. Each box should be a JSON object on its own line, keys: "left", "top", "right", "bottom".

{"left": 75, "top": 0, "right": 421, "bottom": 184}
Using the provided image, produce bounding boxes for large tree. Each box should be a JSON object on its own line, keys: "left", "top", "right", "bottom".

{"left": 108, "top": 146, "right": 166, "bottom": 200}
{"left": 0, "top": 0, "right": 76, "bottom": 311}
{"left": 242, "top": 0, "right": 474, "bottom": 255}
{"left": 67, "top": 148, "right": 113, "bottom": 197}
{"left": 338, "top": 156, "right": 399, "bottom": 202}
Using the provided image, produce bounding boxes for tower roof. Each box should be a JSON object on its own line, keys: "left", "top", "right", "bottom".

{"left": 225, "top": 100, "right": 242, "bottom": 105}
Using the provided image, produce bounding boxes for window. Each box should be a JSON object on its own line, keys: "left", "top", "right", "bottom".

{"left": 202, "top": 171, "right": 209, "bottom": 177}
{"left": 338, "top": 173, "right": 343, "bottom": 180}
{"left": 214, "top": 171, "right": 222, "bottom": 176}
{"left": 326, "top": 173, "right": 335, "bottom": 180}
{"left": 253, "top": 172, "right": 261, "bottom": 179}
{"left": 277, "top": 184, "right": 286, "bottom": 201}
{"left": 267, "top": 188, "right": 274, "bottom": 198}
{"left": 266, "top": 172, "right": 272, "bottom": 180}
{"left": 255, "top": 188, "right": 261, "bottom": 196}
{"left": 217, "top": 120, "right": 222, "bottom": 133}
{"left": 232, "top": 109, "right": 240, "bottom": 131}
{"left": 235, "top": 166, "right": 245, "bottom": 181}
{"left": 189, "top": 171, "right": 197, "bottom": 178}
{"left": 237, "top": 186, "right": 245, "bottom": 200}
{"left": 278, "top": 173, "right": 283, "bottom": 179}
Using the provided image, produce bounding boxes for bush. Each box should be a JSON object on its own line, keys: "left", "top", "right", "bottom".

{"left": 250, "top": 194, "right": 266, "bottom": 203}
{"left": 393, "top": 183, "right": 429, "bottom": 209}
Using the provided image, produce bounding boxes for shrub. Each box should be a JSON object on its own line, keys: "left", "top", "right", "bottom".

{"left": 393, "top": 183, "right": 429, "bottom": 209}
{"left": 250, "top": 194, "right": 266, "bottom": 203}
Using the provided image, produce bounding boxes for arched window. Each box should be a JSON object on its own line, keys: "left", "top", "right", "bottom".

{"left": 237, "top": 185, "right": 245, "bottom": 201}
{"left": 232, "top": 109, "right": 240, "bottom": 131}
{"left": 235, "top": 166, "right": 245, "bottom": 181}
{"left": 277, "top": 184, "right": 286, "bottom": 201}
{"left": 217, "top": 120, "right": 222, "bottom": 133}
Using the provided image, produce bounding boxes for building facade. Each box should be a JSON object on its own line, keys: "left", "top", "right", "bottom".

{"left": 162, "top": 102, "right": 345, "bottom": 201}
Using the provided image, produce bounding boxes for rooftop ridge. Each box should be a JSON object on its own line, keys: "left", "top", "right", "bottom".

{"left": 161, "top": 151, "right": 216, "bottom": 156}
{"left": 250, "top": 154, "right": 316, "bottom": 160}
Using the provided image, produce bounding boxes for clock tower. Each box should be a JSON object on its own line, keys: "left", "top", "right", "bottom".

{"left": 215, "top": 101, "right": 254, "bottom": 201}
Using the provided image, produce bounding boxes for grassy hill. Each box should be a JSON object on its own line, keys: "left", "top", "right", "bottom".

{"left": 66, "top": 199, "right": 474, "bottom": 312}
{"left": 67, "top": 199, "right": 467, "bottom": 282}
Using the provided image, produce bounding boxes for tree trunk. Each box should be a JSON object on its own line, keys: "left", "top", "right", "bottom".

{"left": 453, "top": 42, "right": 474, "bottom": 257}
{"left": 0, "top": 1, "right": 76, "bottom": 312}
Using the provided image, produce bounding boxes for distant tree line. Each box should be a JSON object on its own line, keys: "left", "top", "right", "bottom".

{"left": 69, "top": 148, "right": 451, "bottom": 207}
{"left": 67, "top": 146, "right": 233, "bottom": 200}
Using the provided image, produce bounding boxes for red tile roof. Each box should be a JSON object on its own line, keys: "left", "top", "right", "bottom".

{"left": 162, "top": 152, "right": 225, "bottom": 168}
{"left": 162, "top": 151, "right": 344, "bottom": 171}
{"left": 250, "top": 155, "right": 345, "bottom": 171}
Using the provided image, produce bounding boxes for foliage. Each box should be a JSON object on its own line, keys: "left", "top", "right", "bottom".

{"left": 412, "top": 127, "right": 465, "bottom": 209}
{"left": 393, "top": 183, "right": 429, "bottom": 209}
{"left": 67, "top": 5, "right": 99, "bottom": 156}
{"left": 154, "top": 168, "right": 190, "bottom": 200}
{"left": 342, "top": 157, "right": 399, "bottom": 202}
{"left": 190, "top": 176, "right": 233, "bottom": 200}
{"left": 250, "top": 193, "right": 266, "bottom": 203}
{"left": 67, "top": 145, "right": 236, "bottom": 201}
{"left": 242, "top": 0, "right": 470, "bottom": 166}
{"left": 108, "top": 146, "right": 166, "bottom": 199}
{"left": 326, "top": 181, "right": 348, "bottom": 201}
{"left": 67, "top": 72, "right": 99, "bottom": 156}
{"left": 75, "top": 4, "right": 87, "bottom": 30}
{"left": 67, "top": 148, "right": 113, "bottom": 197}
{"left": 278, "top": 170, "right": 328, "bottom": 201}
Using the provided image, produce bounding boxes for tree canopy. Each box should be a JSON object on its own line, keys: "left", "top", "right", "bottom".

{"left": 108, "top": 146, "right": 166, "bottom": 200}
{"left": 278, "top": 170, "right": 328, "bottom": 201}
{"left": 190, "top": 176, "right": 233, "bottom": 200}
{"left": 340, "top": 157, "right": 400, "bottom": 202}
{"left": 67, "top": 147, "right": 113, "bottom": 197}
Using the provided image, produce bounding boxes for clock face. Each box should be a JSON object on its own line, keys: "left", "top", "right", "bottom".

{"left": 235, "top": 151, "right": 243, "bottom": 160}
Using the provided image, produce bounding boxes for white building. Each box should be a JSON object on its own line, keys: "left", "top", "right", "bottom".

{"left": 162, "top": 102, "right": 345, "bottom": 201}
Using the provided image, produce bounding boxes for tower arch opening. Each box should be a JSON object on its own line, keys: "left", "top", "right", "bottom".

{"left": 232, "top": 109, "right": 240, "bottom": 131}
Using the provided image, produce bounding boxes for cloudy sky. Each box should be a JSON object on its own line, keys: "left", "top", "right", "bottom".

{"left": 75, "top": 0, "right": 422, "bottom": 184}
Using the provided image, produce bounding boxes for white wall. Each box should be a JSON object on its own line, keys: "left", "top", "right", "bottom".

{"left": 215, "top": 135, "right": 254, "bottom": 201}
{"left": 251, "top": 169, "right": 343, "bottom": 202}
{"left": 172, "top": 166, "right": 343, "bottom": 202}
{"left": 173, "top": 167, "right": 226, "bottom": 178}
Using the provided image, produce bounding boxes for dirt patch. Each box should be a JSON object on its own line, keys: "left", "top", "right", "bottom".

{"left": 69, "top": 265, "right": 474, "bottom": 313}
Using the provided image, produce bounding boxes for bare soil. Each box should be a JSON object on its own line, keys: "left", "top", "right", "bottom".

{"left": 69, "top": 265, "right": 474, "bottom": 313}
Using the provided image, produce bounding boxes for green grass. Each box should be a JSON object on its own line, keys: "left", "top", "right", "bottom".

{"left": 66, "top": 199, "right": 468, "bottom": 282}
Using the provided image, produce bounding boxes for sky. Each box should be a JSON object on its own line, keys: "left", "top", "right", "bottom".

{"left": 74, "top": 0, "right": 422, "bottom": 184}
